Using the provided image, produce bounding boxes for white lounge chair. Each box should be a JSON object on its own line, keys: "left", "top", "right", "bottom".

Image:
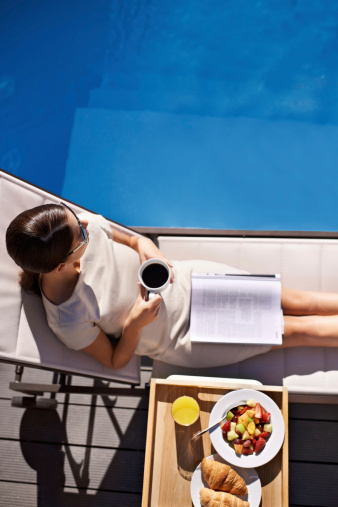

{"left": 1, "top": 170, "right": 338, "bottom": 406}
{"left": 0, "top": 170, "right": 145, "bottom": 407}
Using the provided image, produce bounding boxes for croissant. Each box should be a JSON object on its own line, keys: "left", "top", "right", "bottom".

{"left": 201, "top": 458, "right": 248, "bottom": 495}
{"left": 200, "top": 487, "right": 249, "bottom": 507}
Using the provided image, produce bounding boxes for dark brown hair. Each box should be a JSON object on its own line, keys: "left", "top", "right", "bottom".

{"left": 6, "top": 204, "right": 73, "bottom": 295}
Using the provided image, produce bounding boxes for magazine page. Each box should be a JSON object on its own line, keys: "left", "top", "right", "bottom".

{"left": 190, "top": 274, "right": 283, "bottom": 345}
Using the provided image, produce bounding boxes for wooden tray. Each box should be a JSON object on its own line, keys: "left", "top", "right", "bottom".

{"left": 142, "top": 379, "right": 288, "bottom": 507}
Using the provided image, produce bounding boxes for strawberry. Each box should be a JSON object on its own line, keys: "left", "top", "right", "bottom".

{"left": 259, "top": 431, "right": 271, "bottom": 440}
{"left": 255, "top": 437, "right": 267, "bottom": 453}
{"left": 221, "top": 420, "right": 231, "bottom": 432}
{"left": 261, "top": 412, "right": 271, "bottom": 423}
{"left": 254, "top": 403, "right": 262, "bottom": 419}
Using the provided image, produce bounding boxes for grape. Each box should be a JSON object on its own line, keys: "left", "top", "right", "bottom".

{"left": 232, "top": 415, "right": 238, "bottom": 423}
{"left": 233, "top": 438, "right": 243, "bottom": 445}
{"left": 257, "top": 423, "right": 264, "bottom": 431}
{"left": 243, "top": 439, "right": 252, "bottom": 448}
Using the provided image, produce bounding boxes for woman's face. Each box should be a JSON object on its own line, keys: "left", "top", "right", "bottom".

{"left": 64, "top": 209, "right": 89, "bottom": 263}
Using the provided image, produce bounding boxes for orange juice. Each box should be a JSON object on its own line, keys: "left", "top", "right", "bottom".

{"left": 171, "top": 396, "right": 200, "bottom": 426}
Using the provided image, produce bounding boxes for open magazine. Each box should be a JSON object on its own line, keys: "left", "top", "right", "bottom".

{"left": 190, "top": 273, "right": 283, "bottom": 345}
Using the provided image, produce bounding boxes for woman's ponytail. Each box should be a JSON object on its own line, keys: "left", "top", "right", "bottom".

{"left": 19, "top": 270, "right": 41, "bottom": 296}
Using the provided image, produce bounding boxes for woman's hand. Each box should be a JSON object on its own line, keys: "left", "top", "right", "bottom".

{"left": 136, "top": 237, "right": 174, "bottom": 283}
{"left": 111, "top": 228, "right": 174, "bottom": 283}
{"left": 127, "top": 284, "right": 163, "bottom": 330}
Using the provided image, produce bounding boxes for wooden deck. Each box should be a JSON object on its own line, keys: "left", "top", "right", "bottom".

{"left": 0, "top": 360, "right": 337, "bottom": 507}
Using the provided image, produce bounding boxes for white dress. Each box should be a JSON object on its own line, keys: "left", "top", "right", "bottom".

{"left": 42, "top": 214, "right": 272, "bottom": 368}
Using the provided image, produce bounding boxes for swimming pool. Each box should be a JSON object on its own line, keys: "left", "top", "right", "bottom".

{"left": 1, "top": 0, "right": 338, "bottom": 230}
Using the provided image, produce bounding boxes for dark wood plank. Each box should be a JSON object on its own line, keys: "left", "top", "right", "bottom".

{"left": 289, "top": 419, "right": 338, "bottom": 463}
{"left": 289, "top": 402, "right": 338, "bottom": 421}
{"left": 0, "top": 482, "right": 37, "bottom": 507}
{"left": 289, "top": 462, "right": 338, "bottom": 507}
{"left": 0, "top": 400, "right": 148, "bottom": 450}
{"left": 0, "top": 440, "right": 145, "bottom": 493}
{"left": 0, "top": 399, "right": 148, "bottom": 450}
{"left": 0, "top": 481, "right": 142, "bottom": 507}
{"left": 63, "top": 489, "right": 142, "bottom": 507}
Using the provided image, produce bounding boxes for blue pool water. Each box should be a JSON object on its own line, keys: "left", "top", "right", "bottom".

{"left": 1, "top": 0, "right": 338, "bottom": 230}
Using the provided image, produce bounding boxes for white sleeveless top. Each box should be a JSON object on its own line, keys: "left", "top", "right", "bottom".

{"left": 42, "top": 214, "right": 271, "bottom": 368}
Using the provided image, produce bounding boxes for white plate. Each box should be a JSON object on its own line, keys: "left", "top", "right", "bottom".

{"left": 191, "top": 453, "right": 261, "bottom": 507}
{"left": 209, "top": 389, "right": 285, "bottom": 468}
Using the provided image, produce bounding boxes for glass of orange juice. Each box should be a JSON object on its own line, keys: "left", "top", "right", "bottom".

{"left": 171, "top": 396, "right": 200, "bottom": 426}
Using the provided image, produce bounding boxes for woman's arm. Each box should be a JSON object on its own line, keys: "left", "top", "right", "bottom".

{"left": 112, "top": 228, "right": 174, "bottom": 282}
{"left": 81, "top": 285, "right": 162, "bottom": 369}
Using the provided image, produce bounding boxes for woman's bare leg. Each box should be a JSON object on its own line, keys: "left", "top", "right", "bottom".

{"left": 272, "top": 315, "right": 338, "bottom": 349}
{"left": 282, "top": 287, "right": 338, "bottom": 316}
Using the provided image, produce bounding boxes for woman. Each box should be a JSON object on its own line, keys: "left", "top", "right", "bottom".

{"left": 6, "top": 203, "right": 338, "bottom": 370}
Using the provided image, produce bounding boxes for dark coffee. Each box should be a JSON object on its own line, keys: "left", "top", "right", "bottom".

{"left": 142, "top": 263, "right": 169, "bottom": 289}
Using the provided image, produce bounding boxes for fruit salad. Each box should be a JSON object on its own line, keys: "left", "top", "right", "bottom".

{"left": 221, "top": 398, "right": 273, "bottom": 455}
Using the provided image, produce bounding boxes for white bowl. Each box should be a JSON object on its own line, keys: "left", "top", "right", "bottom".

{"left": 209, "top": 389, "right": 285, "bottom": 468}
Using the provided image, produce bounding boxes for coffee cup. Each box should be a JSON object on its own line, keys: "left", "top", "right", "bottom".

{"left": 138, "top": 258, "right": 171, "bottom": 300}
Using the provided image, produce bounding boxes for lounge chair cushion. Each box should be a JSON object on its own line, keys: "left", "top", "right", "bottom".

{"left": 153, "top": 236, "right": 338, "bottom": 397}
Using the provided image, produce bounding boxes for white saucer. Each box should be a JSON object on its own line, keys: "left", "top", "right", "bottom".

{"left": 191, "top": 453, "right": 261, "bottom": 507}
